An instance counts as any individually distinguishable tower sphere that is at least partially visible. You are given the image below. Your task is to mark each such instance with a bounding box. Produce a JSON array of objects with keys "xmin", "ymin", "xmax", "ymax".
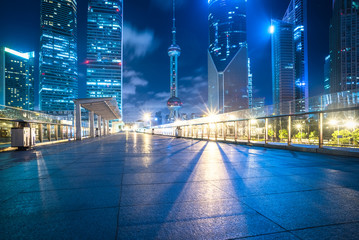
[{"xmin": 168, "ymin": 44, "xmax": 181, "ymax": 56}]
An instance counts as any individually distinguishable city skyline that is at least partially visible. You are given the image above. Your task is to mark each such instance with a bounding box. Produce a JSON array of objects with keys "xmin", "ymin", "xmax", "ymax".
[{"xmin": 0, "ymin": 0, "xmax": 332, "ymax": 121}]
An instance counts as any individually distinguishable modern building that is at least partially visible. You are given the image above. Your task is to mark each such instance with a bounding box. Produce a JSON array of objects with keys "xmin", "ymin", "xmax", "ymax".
[
  {"xmin": 208, "ymin": 0, "xmax": 249, "ymax": 114},
  {"xmin": 39, "ymin": 0, "xmax": 78, "ymax": 114},
  {"xmin": 86, "ymin": 0, "xmax": 123, "ymax": 115},
  {"xmin": 167, "ymin": 0, "xmax": 182, "ymax": 121},
  {"xmin": 329, "ymin": 0, "xmax": 359, "ymax": 93},
  {"xmin": 0, "ymin": 47, "xmax": 35, "ymax": 110},
  {"xmin": 283, "ymin": 0, "xmax": 309, "ymax": 112},
  {"xmin": 248, "ymin": 58, "xmax": 253, "ymax": 109},
  {"xmin": 252, "ymin": 97, "xmax": 265, "ymax": 109},
  {"xmin": 324, "ymin": 55, "xmax": 331, "ymax": 94},
  {"xmin": 271, "ymin": 19, "xmax": 295, "ymax": 115},
  {"xmin": 271, "ymin": 0, "xmax": 308, "ymax": 113}
]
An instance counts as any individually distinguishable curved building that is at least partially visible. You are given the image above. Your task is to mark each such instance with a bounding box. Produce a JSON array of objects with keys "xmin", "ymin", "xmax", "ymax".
[{"xmin": 208, "ymin": 0, "xmax": 249, "ymax": 113}]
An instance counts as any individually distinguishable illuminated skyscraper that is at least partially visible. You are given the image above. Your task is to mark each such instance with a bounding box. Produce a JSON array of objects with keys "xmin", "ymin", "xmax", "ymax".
[
  {"xmin": 0, "ymin": 47, "xmax": 35, "ymax": 110},
  {"xmin": 39, "ymin": 0, "xmax": 78, "ymax": 114},
  {"xmin": 324, "ymin": 55, "xmax": 331, "ymax": 94},
  {"xmin": 329, "ymin": 0, "xmax": 359, "ymax": 93},
  {"xmin": 283, "ymin": 0, "xmax": 308, "ymax": 112},
  {"xmin": 271, "ymin": 20, "xmax": 295, "ymax": 114},
  {"xmin": 271, "ymin": 0, "xmax": 308, "ymax": 113},
  {"xmin": 86, "ymin": 0, "xmax": 123, "ymax": 115},
  {"xmin": 167, "ymin": 0, "xmax": 182, "ymax": 121},
  {"xmin": 208, "ymin": 0, "xmax": 249, "ymax": 113}
]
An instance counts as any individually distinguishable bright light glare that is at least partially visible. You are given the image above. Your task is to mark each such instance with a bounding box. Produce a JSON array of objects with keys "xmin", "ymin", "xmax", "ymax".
[
  {"xmin": 143, "ymin": 113, "xmax": 151, "ymax": 121},
  {"xmin": 329, "ymin": 119, "xmax": 338, "ymax": 126},
  {"xmin": 345, "ymin": 120, "xmax": 357, "ymax": 129},
  {"xmin": 209, "ymin": 123, "xmax": 216, "ymax": 129},
  {"xmin": 296, "ymin": 124, "xmax": 302, "ymax": 129},
  {"xmin": 269, "ymin": 25, "xmax": 275, "ymax": 34},
  {"xmin": 251, "ymin": 119, "xmax": 257, "ymax": 124}
]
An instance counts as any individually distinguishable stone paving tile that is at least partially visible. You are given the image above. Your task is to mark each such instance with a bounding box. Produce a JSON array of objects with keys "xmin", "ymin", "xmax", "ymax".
[
  {"xmin": 117, "ymin": 214, "xmax": 285, "ymax": 240},
  {"xmin": 0, "ymin": 187, "xmax": 121, "ymax": 217},
  {"xmin": 1, "ymin": 133, "xmax": 359, "ymax": 239},
  {"xmin": 291, "ymin": 222, "xmax": 359, "ymax": 240},
  {"xmin": 120, "ymin": 182, "xmax": 234, "ymax": 206},
  {"xmin": 0, "ymin": 207, "xmax": 118, "ymax": 240},
  {"xmin": 241, "ymin": 188, "xmax": 359, "ymax": 230},
  {"xmin": 238, "ymin": 232, "xmax": 300, "ymax": 240},
  {"xmin": 118, "ymin": 199, "xmax": 255, "ymax": 226}
]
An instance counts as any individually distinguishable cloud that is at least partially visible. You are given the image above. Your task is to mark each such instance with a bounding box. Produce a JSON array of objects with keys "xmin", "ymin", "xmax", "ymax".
[
  {"xmin": 155, "ymin": 92, "xmax": 170, "ymax": 99},
  {"xmin": 123, "ymin": 70, "xmax": 148, "ymax": 99},
  {"xmin": 180, "ymin": 75, "xmax": 205, "ymax": 82},
  {"xmin": 123, "ymin": 70, "xmax": 208, "ymax": 122},
  {"xmin": 123, "ymin": 24, "xmax": 159, "ymax": 61}
]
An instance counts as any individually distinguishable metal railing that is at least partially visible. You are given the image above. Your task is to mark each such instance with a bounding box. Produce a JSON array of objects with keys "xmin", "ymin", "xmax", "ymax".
[{"xmin": 143, "ymin": 90, "xmax": 359, "ymax": 149}]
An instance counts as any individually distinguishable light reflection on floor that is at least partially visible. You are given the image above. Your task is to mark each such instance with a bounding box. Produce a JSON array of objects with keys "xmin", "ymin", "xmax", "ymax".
[{"xmin": 1, "ymin": 133, "xmax": 359, "ymax": 239}]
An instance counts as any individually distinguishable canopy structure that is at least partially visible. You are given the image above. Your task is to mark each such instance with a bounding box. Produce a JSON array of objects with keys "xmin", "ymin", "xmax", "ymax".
[{"xmin": 74, "ymin": 97, "xmax": 121, "ymax": 140}]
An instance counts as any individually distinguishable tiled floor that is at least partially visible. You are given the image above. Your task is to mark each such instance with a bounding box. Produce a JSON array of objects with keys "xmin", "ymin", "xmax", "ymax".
[{"xmin": 1, "ymin": 133, "xmax": 359, "ymax": 239}]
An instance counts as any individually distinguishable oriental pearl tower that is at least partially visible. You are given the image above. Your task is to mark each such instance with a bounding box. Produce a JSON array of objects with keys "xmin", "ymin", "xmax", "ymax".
[{"xmin": 167, "ymin": 0, "xmax": 182, "ymax": 122}]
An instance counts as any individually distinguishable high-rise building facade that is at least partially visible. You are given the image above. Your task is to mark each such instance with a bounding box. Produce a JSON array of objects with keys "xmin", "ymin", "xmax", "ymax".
[
  {"xmin": 329, "ymin": 0, "xmax": 359, "ymax": 93},
  {"xmin": 271, "ymin": 19, "xmax": 295, "ymax": 114},
  {"xmin": 86, "ymin": 0, "xmax": 123, "ymax": 115},
  {"xmin": 0, "ymin": 47, "xmax": 35, "ymax": 110},
  {"xmin": 208, "ymin": 0, "xmax": 249, "ymax": 113},
  {"xmin": 39, "ymin": 0, "xmax": 78, "ymax": 113},
  {"xmin": 248, "ymin": 58, "xmax": 253, "ymax": 109},
  {"xmin": 324, "ymin": 55, "xmax": 331, "ymax": 94},
  {"xmin": 271, "ymin": 0, "xmax": 308, "ymax": 113}
]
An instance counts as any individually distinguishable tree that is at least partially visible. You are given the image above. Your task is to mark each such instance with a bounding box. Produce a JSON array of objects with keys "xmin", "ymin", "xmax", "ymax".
[
  {"xmin": 352, "ymin": 129, "xmax": 359, "ymax": 146},
  {"xmin": 268, "ymin": 129, "xmax": 274, "ymax": 138},
  {"xmin": 309, "ymin": 131, "xmax": 318, "ymax": 141},
  {"xmin": 279, "ymin": 129, "xmax": 288, "ymax": 141},
  {"xmin": 295, "ymin": 132, "xmax": 307, "ymax": 141},
  {"xmin": 331, "ymin": 129, "xmax": 352, "ymax": 145}
]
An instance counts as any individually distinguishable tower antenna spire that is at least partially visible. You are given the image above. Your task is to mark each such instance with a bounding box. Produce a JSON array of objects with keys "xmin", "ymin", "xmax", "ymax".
[
  {"xmin": 167, "ymin": 0, "xmax": 182, "ymax": 122},
  {"xmin": 172, "ymin": 0, "xmax": 176, "ymax": 44}
]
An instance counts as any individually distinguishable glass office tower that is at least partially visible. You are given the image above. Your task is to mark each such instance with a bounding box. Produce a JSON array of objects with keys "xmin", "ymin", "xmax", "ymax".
[
  {"xmin": 0, "ymin": 47, "xmax": 35, "ymax": 110},
  {"xmin": 271, "ymin": 0, "xmax": 308, "ymax": 113},
  {"xmin": 282, "ymin": 0, "xmax": 308, "ymax": 112},
  {"xmin": 39, "ymin": 0, "xmax": 78, "ymax": 114},
  {"xmin": 324, "ymin": 55, "xmax": 331, "ymax": 94},
  {"xmin": 86, "ymin": 0, "xmax": 123, "ymax": 115},
  {"xmin": 271, "ymin": 20, "xmax": 295, "ymax": 115},
  {"xmin": 329, "ymin": 0, "xmax": 359, "ymax": 93},
  {"xmin": 208, "ymin": 0, "xmax": 249, "ymax": 113}
]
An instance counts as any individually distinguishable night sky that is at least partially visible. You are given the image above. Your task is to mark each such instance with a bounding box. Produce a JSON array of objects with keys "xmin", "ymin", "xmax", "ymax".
[{"xmin": 0, "ymin": 0, "xmax": 332, "ymax": 121}]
